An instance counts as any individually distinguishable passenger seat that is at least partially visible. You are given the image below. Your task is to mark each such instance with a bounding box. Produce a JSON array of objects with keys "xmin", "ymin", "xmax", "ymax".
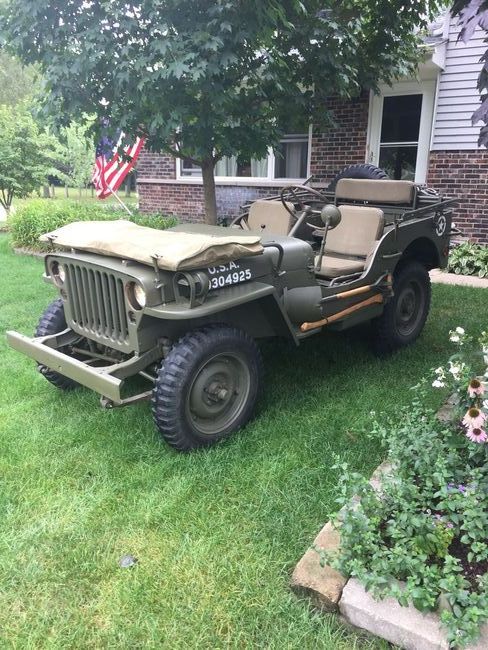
[{"xmin": 315, "ymin": 205, "xmax": 384, "ymax": 278}]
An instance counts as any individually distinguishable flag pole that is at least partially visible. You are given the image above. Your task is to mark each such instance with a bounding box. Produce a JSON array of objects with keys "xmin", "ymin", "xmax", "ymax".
[{"xmin": 107, "ymin": 186, "xmax": 134, "ymax": 217}]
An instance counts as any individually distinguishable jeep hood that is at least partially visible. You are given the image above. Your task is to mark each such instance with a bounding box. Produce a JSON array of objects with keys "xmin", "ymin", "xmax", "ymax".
[{"xmin": 40, "ymin": 220, "xmax": 263, "ymax": 271}]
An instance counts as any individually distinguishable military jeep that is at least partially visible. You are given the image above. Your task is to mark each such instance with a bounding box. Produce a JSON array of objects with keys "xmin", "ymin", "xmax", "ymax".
[{"xmin": 6, "ymin": 169, "xmax": 456, "ymax": 451}]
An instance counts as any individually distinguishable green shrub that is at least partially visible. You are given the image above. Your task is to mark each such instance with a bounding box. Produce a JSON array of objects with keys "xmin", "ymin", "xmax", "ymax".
[
  {"xmin": 322, "ymin": 330, "xmax": 488, "ymax": 647},
  {"xmin": 8, "ymin": 199, "xmax": 178, "ymax": 251},
  {"xmin": 448, "ymin": 242, "xmax": 488, "ymax": 278}
]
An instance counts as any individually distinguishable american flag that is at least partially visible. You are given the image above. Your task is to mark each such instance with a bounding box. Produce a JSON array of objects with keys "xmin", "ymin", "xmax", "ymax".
[{"xmin": 92, "ymin": 133, "xmax": 145, "ymax": 199}]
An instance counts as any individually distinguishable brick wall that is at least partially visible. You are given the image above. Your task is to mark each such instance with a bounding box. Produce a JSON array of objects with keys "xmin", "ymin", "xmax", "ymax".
[
  {"xmin": 137, "ymin": 152, "xmax": 175, "ymax": 179},
  {"xmin": 310, "ymin": 93, "xmax": 369, "ymax": 185},
  {"xmin": 138, "ymin": 182, "xmax": 281, "ymax": 223},
  {"xmin": 138, "ymin": 182, "xmax": 204, "ymax": 221},
  {"xmin": 427, "ymin": 151, "xmax": 488, "ymax": 243}
]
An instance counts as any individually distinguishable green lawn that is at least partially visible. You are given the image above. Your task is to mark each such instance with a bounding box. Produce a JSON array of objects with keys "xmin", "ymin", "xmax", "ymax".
[{"xmin": 1, "ymin": 232, "xmax": 486, "ymax": 649}]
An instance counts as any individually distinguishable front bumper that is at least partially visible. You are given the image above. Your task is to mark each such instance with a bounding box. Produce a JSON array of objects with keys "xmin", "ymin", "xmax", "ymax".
[{"xmin": 7, "ymin": 330, "xmax": 122, "ymax": 401}]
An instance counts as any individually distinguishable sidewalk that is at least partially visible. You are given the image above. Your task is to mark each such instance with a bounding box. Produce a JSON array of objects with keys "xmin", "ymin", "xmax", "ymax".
[{"xmin": 430, "ymin": 269, "xmax": 488, "ymax": 289}]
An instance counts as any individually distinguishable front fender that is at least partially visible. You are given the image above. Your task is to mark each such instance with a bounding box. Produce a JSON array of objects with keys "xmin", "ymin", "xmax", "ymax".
[{"xmin": 144, "ymin": 281, "xmax": 299, "ymax": 344}]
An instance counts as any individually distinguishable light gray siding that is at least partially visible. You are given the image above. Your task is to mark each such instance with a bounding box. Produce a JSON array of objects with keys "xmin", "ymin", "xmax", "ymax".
[{"xmin": 432, "ymin": 18, "xmax": 484, "ymax": 150}]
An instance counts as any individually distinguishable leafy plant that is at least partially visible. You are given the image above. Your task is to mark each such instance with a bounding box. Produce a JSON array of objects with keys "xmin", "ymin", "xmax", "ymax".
[
  {"xmin": 8, "ymin": 199, "xmax": 177, "ymax": 250},
  {"xmin": 0, "ymin": 104, "xmax": 53, "ymax": 213},
  {"xmin": 448, "ymin": 243, "xmax": 488, "ymax": 278},
  {"xmin": 322, "ymin": 331, "xmax": 488, "ymax": 647},
  {"xmin": 53, "ymin": 120, "xmax": 95, "ymax": 193}
]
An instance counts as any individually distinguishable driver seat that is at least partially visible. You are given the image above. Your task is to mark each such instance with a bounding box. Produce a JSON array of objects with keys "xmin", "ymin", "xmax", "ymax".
[
  {"xmin": 315, "ymin": 205, "xmax": 385, "ymax": 279},
  {"xmin": 247, "ymin": 200, "xmax": 294, "ymax": 236}
]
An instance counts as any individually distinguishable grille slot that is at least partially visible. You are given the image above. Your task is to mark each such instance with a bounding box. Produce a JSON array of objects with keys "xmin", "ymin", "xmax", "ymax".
[{"xmin": 65, "ymin": 262, "xmax": 129, "ymax": 344}]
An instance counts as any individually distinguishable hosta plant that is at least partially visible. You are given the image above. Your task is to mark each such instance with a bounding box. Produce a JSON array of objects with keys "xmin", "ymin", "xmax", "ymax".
[{"xmin": 448, "ymin": 242, "xmax": 488, "ymax": 279}]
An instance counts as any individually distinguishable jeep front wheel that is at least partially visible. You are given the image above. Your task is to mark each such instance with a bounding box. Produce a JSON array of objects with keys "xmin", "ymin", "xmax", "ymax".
[
  {"xmin": 35, "ymin": 298, "xmax": 79, "ymax": 390},
  {"xmin": 151, "ymin": 325, "xmax": 263, "ymax": 451},
  {"xmin": 373, "ymin": 260, "xmax": 431, "ymax": 355}
]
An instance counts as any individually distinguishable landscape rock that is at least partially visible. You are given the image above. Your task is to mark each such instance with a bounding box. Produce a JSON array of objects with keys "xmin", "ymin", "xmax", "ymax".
[
  {"xmin": 290, "ymin": 522, "xmax": 346, "ymax": 612},
  {"xmin": 339, "ymin": 578, "xmax": 449, "ymax": 650}
]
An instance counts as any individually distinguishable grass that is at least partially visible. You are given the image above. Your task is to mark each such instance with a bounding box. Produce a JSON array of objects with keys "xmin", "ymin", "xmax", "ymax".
[{"xmin": 1, "ymin": 231, "xmax": 487, "ymax": 649}]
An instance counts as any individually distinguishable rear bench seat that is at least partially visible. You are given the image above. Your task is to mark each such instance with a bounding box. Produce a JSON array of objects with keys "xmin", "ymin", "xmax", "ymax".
[{"xmin": 315, "ymin": 178, "xmax": 415, "ymax": 279}]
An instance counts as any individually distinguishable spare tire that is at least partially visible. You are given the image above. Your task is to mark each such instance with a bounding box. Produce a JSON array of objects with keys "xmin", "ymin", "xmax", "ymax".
[{"xmin": 326, "ymin": 163, "xmax": 389, "ymax": 192}]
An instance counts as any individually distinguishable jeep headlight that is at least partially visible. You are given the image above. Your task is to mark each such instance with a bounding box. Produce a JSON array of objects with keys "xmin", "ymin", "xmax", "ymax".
[
  {"xmin": 126, "ymin": 281, "xmax": 146, "ymax": 310},
  {"xmin": 50, "ymin": 261, "xmax": 66, "ymax": 286}
]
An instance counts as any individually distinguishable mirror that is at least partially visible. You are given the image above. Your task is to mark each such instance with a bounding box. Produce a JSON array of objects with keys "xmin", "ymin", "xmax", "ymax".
[{"xmin": 320, "ymin": 204, "xmax": 341, "ymax": 229}]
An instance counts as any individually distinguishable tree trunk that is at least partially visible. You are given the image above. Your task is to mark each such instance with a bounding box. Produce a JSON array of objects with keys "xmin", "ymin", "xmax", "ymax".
[
  {"xmin": 42, "ymin": 185, "xmax": 50, "ymax": 198},
  {"xmin": 50, "ymin": 184, "xmax": 55, "ymax": 198},
  {"xmin": 65, "ymin": 184, "xmax": 69, "ymax": 198},
  {"xmin": 201, "ymin": 159, "xmax": 218, "ymax": 225},
  {"xmin": 125, "ymin": 179, "xmax": 131, "ymax": 197}
]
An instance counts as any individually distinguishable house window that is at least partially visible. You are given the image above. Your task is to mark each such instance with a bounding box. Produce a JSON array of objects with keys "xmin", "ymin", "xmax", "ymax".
[
  {"xmin": 367, "ymin": 80, "xmax": 436, "ymax": 184},
  {"xmin": 378, "ymin": 94, "xmax": 423, "ymax": 181},
  {"xmin": 178, "ymin": 132, "xmax": 309, "ymax": 181},
  {"xmin": 274, "ymin": 134, "xmax": 309, "ymax": 179}
]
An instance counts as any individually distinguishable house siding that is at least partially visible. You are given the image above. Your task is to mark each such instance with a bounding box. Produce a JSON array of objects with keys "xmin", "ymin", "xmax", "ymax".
[{"xmin": 432, "ymin": 18, "xmax": 485, "ymax": 150}]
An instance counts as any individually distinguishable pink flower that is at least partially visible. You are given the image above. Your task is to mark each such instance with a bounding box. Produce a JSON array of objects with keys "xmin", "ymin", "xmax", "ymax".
[
  {"xmin": 468, "ymin": 378, "xmax": 485, "ymax": 398},
  {"xmin": 466, "ymin": 427, "xmax": 488, "ymax": 444},
  {"xmin": 463, "ymin": 408, "xmax": 487, "ymax": 430}
]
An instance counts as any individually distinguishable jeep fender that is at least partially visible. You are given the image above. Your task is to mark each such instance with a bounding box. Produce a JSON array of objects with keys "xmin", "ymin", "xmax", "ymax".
[{"xmin": 144, "ymin": 281, "xmax": 299, "ymax": 344}]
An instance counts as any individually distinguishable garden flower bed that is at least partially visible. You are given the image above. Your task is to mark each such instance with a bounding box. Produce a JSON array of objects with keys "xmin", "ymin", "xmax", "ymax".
[{"xmin": 293, "ymin": 329, "xmax": 488, "ymax": 649}]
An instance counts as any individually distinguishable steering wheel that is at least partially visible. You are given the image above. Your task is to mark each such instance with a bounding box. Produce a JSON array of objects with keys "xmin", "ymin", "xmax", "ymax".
[{"xmin": 280, "ymin": 184, "xmax": 327, "ymax": 220}]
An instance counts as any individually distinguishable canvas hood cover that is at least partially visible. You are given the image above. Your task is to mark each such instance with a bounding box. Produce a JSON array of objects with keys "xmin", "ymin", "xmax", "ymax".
[{"xmin": 40, "ymin": 220, "xmax": 263, "ymax": 271}]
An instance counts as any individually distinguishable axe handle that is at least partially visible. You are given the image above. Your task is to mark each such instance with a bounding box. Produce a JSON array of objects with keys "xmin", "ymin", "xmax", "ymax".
[{"xmin": 300, "ymin": 293, "xmax": 384, "ymax": 332}]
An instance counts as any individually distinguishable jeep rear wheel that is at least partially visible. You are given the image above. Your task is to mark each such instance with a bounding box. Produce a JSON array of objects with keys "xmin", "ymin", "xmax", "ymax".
[
  {"xmin": 373, "ymin": 261, "xmax": 431, "ymax": 355},
  {"xmin": 152, "ymin": 325, "xmax": 263, "ymax": 451},
  {"xmin": 35, "ymin": 298, "xmax": 79, "ymax": 390}
]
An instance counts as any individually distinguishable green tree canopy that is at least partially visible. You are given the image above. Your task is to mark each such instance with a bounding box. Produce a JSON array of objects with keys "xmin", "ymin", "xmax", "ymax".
[
  {"xmin": 0, "ymin": 49, "xmax": 39, "ymax": 107},
  {"xmin": 53, "ymin": 120, "xmax": 95, "ymax": 191},
  {"xmin": 0, "ymin": 104, "xmax": 52, "ymax": 212},
  {"xmin": 1, "ymin": 0, "xmax": 443, "ymax": 223}
]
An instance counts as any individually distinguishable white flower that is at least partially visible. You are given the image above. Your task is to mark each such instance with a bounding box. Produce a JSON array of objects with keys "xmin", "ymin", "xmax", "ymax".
[
  {"xmin": 448, "ymin": 361, "xmax": 465, "ymax": 381},
  {"xmin": 432, "ymin": 379, "xmax": 445, "ymax": 388},
  {"xmin": 456, "ymin": 327, "xmax": 465, "ymax": 335},
  {"xmin": 450, "ymin": 333, "xmax": 460, "ymax": 343}
]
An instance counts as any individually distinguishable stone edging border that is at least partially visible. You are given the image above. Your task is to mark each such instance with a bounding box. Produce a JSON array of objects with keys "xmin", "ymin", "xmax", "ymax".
[
  {"xmin": 291, "ymin": 398, "xmax": 487, "ymax": 650},
  {"xmin": 13, "ymin": 247, "xmax": 46, "ymax": 258}
]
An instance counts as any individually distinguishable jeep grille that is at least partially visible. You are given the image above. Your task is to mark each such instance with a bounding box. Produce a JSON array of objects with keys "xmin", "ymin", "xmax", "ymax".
[{"xmin": 64, "ymin": 262, "xmax": 129, "ymax": 344}]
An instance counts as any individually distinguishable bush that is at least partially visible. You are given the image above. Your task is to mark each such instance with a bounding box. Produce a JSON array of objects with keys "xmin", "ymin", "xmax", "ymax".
[
  {"xmin": 8, "ymin": 199, "xmax": 178, "ymax": 251},
  {"xmin": 323, "ymin": 330, "xmax": 488, "ymax": 647},
  {"xmin": 448, "ymin": 242, "xmax": 488, "ymax": 278}
]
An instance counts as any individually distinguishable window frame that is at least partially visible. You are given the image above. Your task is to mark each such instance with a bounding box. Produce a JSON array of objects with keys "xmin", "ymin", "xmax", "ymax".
[
  {"xmin": 176, "ymin": 128, "xmax": 312, "ymax": 185},
  {"xmin": 366, "ymin": 79, "xmax": 437, "ymax": 184}
]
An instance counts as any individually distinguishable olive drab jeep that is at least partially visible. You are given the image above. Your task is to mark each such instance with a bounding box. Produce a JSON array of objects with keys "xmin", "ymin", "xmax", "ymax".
[{"xmin": 6, "ymin": 165, "xmax": 457, "ymax": 451}]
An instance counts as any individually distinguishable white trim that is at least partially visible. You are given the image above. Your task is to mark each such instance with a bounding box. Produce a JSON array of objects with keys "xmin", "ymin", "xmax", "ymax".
[
  {"xmin": 367, "ymin": 79, "xmax": 437, "ymax": 183},
  {"xmin": 138, "ymin": 177, "xmax": 307, "ymax": 187},
  {"xmin": 306, "ymin": 123, "xmax": 313, "ymax": 177}
]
